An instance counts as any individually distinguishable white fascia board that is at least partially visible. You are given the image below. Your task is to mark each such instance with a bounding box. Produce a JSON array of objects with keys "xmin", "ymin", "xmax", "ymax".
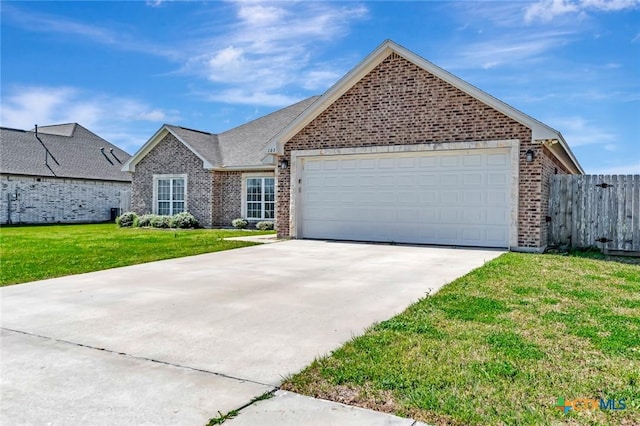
[
  {"xmin": 121, "ymin": 126, "xmax": 170, "ymax": 172},
  {"xmin": 122, "ymin": 125, "xmax": 214, "ymax": 172},
  {"xmin": 556, "ymin": 132, "xmax": 584, "ymax": 174},
  {"xmin": 210, "ymin": 165, "xmax": 275, "ymax": 172}
]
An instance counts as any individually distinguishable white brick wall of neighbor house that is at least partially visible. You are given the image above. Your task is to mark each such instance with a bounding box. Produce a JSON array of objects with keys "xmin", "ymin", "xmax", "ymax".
[{"xmin": 1, "ymin": 175, "xmax": 130, "ymax": 224}]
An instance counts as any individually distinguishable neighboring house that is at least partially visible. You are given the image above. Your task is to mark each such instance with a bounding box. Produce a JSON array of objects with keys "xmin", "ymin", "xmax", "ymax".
[
  {"xmin": 124, "ymin": 40, "xmax": 583, "ymax": 252},
  {"xmin": 1, "ymin": 123, "xmax": 132, "ymax": 224}
]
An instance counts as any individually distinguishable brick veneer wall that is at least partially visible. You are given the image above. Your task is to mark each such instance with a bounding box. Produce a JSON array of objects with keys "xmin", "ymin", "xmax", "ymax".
[
  {"xmin": 212, "ymin": 171, "xmax": 242, "ymax": 226},
  {"xmin": 131, "ymin": 133, "xmax": 213, "ymax": 228},
  {"xmin": 1, "ymin": 174, "xmax": 130, "ymax": 224},
  {"xmin": 278, "ymin": 52, "xmax": 545, "ymax": 248},
  {"xmin": 540, "ymin": 145, "xmax": 571, "ymax": 247}
]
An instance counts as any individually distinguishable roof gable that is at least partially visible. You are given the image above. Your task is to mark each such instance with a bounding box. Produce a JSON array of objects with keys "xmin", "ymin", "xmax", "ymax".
[
  {"xmin": 121, "ymin": 125, "xmax": 217, "ymax": 172},
  {"xmin": 265, "ymin": 40, "xmax": 582, "ymax": 174}
]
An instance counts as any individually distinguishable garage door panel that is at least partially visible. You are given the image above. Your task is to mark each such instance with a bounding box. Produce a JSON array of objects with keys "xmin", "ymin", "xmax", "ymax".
[
  {"xmin": 441, "ymin": 174, "xmax": 459, "ymax": 185},
  {"xmin": 441, "ymin": 191, "xmax": 459, "ymax": 204},
  {"xmin": 464, "ymin": 191, "xmax": 483, "ymax": 204},
  {"xmin": 488, "ymin": 153, "xmax": 508, "ymax": 166},
  {"xmin": 487, "ymin": 173, "xmax": 508, "ymax": 185},
  {"xmin": 397, "ymin": 208, "xmax": 418, "ymax": 222},
  {"xmin": 463, "ymin": 173, "xmax": 483, "ymax": 185},
  {"xmin": 463, "ymin": 154, "xmax": 483, "ymax": 167},
  {"xmin": 440, "ymin": 156, "xmax": 459, "ymax": 167},
  {"xmin": 398, "ymin": 157, "xmax": 416, "ymax": 168},
  {"xmin": 300, "ymin": 149, "xmax": 511, "ymax": 248},
  {"xmin": 486, "ymin": 208, "xmax": 509, "ymax": 225}
]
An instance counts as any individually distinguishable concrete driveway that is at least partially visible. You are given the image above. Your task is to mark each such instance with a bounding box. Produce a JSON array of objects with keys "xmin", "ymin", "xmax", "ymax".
[{"xmin": 1, "ymin": 240, "xmax": 503, "ymax": 424}]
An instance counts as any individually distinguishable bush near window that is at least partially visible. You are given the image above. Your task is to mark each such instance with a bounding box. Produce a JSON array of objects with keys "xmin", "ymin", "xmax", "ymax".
[
  {"xmin": 151, "ymin": 215, "xmax": 172, "ymax": 229},
  {"xmin": 232, "ymin": 218, "xmax": 249, "ymax": 229},
  {"xmin": 116, "ymin": 212, "xmax": 138, "ymax": 227},
  {"xmin": 170, "ymin": 212, "xmax": 199, "ymax": 229},
  {"xmin": 137, "ymin": 214, "xmax": 155, "ymax": 228},
  {"xmin": 256, "ymin": 221, "xmax": 274, "ymax": 231},
  {"xmin": 120, "ymin": 212, "xmax": 199, "ymax": 229}
]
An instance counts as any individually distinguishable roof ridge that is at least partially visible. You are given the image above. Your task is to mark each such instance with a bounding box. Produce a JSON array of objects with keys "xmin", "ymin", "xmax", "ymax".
[{"xmin": 173, "ymin": 125, "xmax": 215, "ymax": 136}]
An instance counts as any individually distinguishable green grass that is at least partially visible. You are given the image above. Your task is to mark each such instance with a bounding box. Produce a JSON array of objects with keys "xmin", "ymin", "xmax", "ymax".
[
  {"xmin": 283, "ymin": 252, "xmax": 640, "ymax": 425},
  {"xmin": 0, "ymin": 223, "xmax": 273, "ymax": 286}
]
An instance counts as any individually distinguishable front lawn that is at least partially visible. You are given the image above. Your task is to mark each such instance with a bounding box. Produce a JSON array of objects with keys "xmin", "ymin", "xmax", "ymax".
[
  {"xmin": 0, "ymin": 223, "xmax": 273, "ymax": 286},
  {"xmin": 283, "ymin": 253, "xmax": 640, "ymax": 425}
]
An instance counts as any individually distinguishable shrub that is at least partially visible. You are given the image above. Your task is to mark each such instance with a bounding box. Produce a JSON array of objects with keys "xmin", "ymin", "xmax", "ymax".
[
  {"xmin": 151, "ymin": 215, "xmax": 172, "ymax": 229},
  {"xmin": 136, "ymin": 214, "xmax": 156, "ymax": 228},
  {"xmin": 255, "ymin": 221, "xmax": 274, "ymax": 231},
  {"xmin": 232, "ymin": 218, "xmax": 248, "ymax": 229},
  {"xmin": 171, "ymin": 212, "xmax": 198, "ymax": 229},
  {"xmin": 116, "ymin": 211, "xmax": 137, "ymax": 227}
]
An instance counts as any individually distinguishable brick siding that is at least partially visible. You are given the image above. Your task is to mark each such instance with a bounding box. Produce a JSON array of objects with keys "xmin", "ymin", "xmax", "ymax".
[
  {"xmin": 1, "ymin": 174, "xmax": 130, "ymax": 224},
  {"xmin": 212, "ymin": 171, "xmax": 242, "ymax": 226},
  {"xmin": 278, "ymin": 52, "xmax": 544, "ymax": 248},
  {"xmin": 131, "ymin": 133, "xmax": 213, "ymax": 228}
]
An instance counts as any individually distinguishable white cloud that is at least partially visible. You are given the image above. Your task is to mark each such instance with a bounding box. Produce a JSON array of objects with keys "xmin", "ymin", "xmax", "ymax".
[
  {"xmin": 444, "ymin": 31, "xmax": 573, "ymax": 70},
  {"xmin": 206, "ymin": 89, "xmax": 302, "ymax": 107},
  {"xmin": 183, "ymin": 1, "xmax": 368, "ymax": 106},
  {"xmin": 589, "ymin": 161, "xmax": 640, "ymax": 174},
  {"xmin": 525, "ymin": 0, "xmax": 579, "ymax": 23},
  {"xmin": 552, "ymin": 116, "xmax": 617, "ymax": 146},
  {"xmin": 0, "ymin": 86, "xmax": 179, "ymax": 153},
  {"xmin": 2, "ymin": 4, "xmax": 177, "ymax": 59},
  {"xmin": 525, "ymin": 0, "xmax": 640, "ymax": 23}
]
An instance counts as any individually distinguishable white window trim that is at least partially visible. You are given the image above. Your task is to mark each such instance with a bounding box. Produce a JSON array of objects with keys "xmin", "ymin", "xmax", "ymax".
[
  {"xmin": 241, "ymin": 172, "xmax": 275, "ymax": 221},
  {"xmin": 152, "ymin": 174, "xmax": 188, "ymax": 215}
]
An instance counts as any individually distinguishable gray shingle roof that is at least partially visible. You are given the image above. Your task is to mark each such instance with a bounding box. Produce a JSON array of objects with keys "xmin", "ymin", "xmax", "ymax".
[
  {"xmin": 163, "ymin": 125, "xmax": 222, "ymax": 166},
  {"xmin": 216, "ymin": 96, "xmax": 319, "ymax": 167},
  {"xmin": 133, "ymin": 96, "xmax": 318, "ymax": 171},
  {"xmin": 1, "ymin": 123, "xmax": 132, "ymax": 182}
]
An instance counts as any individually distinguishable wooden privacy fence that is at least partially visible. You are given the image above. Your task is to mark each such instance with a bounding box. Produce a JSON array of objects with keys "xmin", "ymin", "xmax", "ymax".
[{"xmin": 549, "ymin": 175, "xmax": 640, "ymax": 253}]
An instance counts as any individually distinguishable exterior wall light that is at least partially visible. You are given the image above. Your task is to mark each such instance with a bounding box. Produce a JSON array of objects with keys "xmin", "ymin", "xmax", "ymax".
[
  {"xmin": 525, "ymin": 149, "xmax": 535, "ymax": 163},
  {"xmin": 279, "ymin": 158, "xmax": 289, "ymax": 170}
]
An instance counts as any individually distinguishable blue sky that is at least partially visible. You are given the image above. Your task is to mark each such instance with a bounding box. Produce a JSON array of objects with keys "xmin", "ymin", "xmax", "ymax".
[{"xmin": 1, "ymin": 0, "xmax": 638, "ymax": 174}]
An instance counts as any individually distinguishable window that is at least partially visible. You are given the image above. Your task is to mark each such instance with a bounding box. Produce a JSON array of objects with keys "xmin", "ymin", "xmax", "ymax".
[
  {"xmin": 245, "ymin": 177, "xmax": 274, "ymax": 220},
  {"xmin": 153, "ymin": 175, "xmax": 186, "ymax": 215}
]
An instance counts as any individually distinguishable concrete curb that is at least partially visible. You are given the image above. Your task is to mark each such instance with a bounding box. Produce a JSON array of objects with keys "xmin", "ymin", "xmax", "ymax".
[{"xmin": 225, "ymin": 390, "xmax": 430, "ymax": 426}]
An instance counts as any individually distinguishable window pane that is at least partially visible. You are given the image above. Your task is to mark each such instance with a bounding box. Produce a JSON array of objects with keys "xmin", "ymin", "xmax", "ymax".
[
  {"xmin": 264, "ymin": 178, "xmax": 275, "ymax": 202},
  {"xmin": 173, "ymin": 179, "xmax": 185, "ymax": 201},
  {"xmin": 157, "ymin": 179, "xmax": 170, "ymax": 201},
  {"xmin": 247, "ymin": 203, "xmax": 261, "ymax": 219},
  {"xmin": 158, "ymin": 201, "xmax": 170, "ymax": 216},
  {"xmin": 247, "ymin": 179, "xmax": 262, "ymax": 202},
  {"xmin": 173, "ymin": 201, "xmax": 185, "ymax": 214},
  {"xmin": 265, "ymin": 202, "xmax": 275, "ymax": 219}
]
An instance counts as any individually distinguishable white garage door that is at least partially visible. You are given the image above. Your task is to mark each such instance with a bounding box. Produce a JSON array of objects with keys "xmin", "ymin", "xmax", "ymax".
[{"xmin": 299, "ymin": 149, "xmax": 511, "ymax": 248}]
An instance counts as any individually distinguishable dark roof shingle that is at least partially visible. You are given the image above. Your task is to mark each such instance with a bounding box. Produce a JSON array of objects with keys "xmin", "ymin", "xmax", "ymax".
[{"xmin": 0, "ymin": 123, "xmax": 132, "ymax": 182}]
